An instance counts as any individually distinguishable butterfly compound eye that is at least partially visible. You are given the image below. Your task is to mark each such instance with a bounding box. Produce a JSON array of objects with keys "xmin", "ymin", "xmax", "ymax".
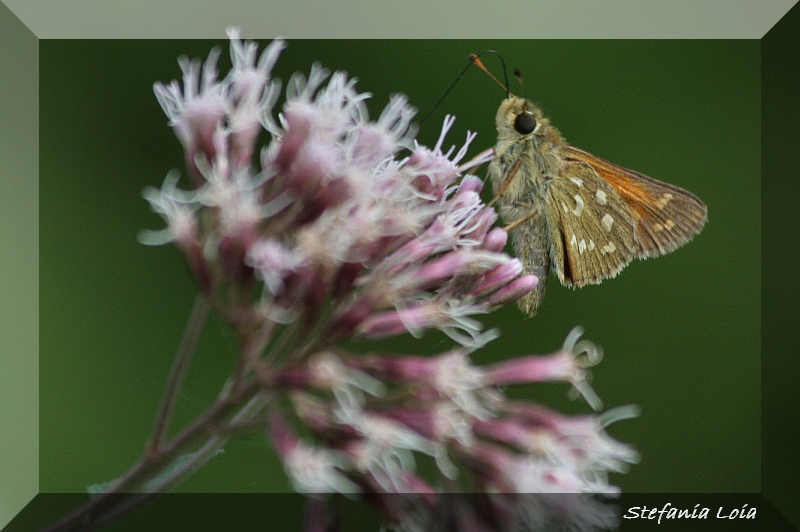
[{"xmin": 514, "ymin": 112, "xmax": 537, "ymax": 135}]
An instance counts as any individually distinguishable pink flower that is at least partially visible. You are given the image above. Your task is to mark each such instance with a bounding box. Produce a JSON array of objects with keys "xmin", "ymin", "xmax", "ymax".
[{"xmin": 141, "ymin": 31, "xmax": 639, "ymax": 532}]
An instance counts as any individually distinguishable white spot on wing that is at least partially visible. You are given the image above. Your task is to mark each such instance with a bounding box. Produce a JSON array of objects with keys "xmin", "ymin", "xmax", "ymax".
[
  {"xmin": 572, "ymin": 195, "xmax": 585, "ymax": 217},
  {"xmin": 595, "ymin": 189, "xmax": 607, "ymax": 205},
  {"xmin": 601, "ymin": 213, "xmax": 614, "ymax": 232},
  {"xmin": 570, "ymin": 177, "xmax": 584, "ymax": 187},
  {"xmin": 601, "ymin": 242, "xmax": 617, "ymax": 254},
  {"xmin": 656, "ymin": 193, "xmax": 674, "ymax": 209}
]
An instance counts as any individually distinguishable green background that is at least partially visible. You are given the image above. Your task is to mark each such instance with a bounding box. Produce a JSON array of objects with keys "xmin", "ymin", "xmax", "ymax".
[
  {"xmin": 39, "ymin": 37, "xmax": 759, "ymax": 506},
  {"xmin": 40, "ymin": 38, "xmax": 759, "ymax": 493}
]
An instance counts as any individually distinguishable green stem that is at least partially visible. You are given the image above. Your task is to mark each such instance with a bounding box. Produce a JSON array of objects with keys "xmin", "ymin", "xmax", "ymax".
[
  {"xmin": 148, "ymin": 294, "xmax": 210, "ymax": 452},
  {"xmin": 40, "ymin": 380, "xmax": 263, "ymax": 532}
]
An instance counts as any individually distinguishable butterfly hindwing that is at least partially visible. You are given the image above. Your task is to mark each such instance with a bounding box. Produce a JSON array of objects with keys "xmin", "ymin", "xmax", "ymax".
[{"xmin": 545, "ymin": 157, "xmax": 639, "ymax": 287}]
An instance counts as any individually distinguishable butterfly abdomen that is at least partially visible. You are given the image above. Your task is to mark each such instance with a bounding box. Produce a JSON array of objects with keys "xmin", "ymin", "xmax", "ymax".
[{"xmin": 510, "ymin": 212, "xmax": 550, "ymax": 315}]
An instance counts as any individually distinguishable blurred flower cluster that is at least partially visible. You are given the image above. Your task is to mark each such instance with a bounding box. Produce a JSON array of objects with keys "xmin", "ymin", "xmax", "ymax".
[{"xmin": 141, "ymin": 30, "xmax": 639, "ymax": 531}]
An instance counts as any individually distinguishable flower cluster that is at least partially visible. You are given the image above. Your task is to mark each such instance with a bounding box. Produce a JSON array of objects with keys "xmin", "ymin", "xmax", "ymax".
[{"xmin": 143, "ymin": 30, "xmax": 639, "ymax": 531}]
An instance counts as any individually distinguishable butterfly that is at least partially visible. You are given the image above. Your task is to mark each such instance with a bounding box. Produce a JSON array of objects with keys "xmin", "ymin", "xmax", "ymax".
[{"xmin": 483, "ymin": 65, "xmax": 707, "ymax": 315}]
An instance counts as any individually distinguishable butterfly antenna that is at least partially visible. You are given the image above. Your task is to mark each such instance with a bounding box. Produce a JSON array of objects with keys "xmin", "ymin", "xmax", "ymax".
[
  {"xmin": 514, "ymin": 67, "xmax": 530, "ymax": 110},
  {"xmin": 419, "ymin": 50, "xmax": 511, "ymax": 125},
  {"xmin": 469, "ymin": 50, "xmax": 511, "ymax": 98}
]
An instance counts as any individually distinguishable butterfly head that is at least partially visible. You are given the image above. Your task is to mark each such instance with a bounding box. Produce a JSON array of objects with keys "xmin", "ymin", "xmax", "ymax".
[{"xmin": 496, "ymin": 96, "xmax": 563, "ymax": 146}]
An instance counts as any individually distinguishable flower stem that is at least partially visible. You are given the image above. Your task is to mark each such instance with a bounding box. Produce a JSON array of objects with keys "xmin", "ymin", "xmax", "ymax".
[
  {"xmin": 40, "ymin": 379, "xmax": 263, "ymax": 532},
  {"xmin": 148, "ymin": 294, "xmax": 210, "ymax": 452}
]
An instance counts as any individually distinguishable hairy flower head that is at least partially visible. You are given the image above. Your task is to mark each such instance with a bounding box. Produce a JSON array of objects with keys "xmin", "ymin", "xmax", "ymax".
[{"xmin": 144, "ymin": 32, "xmax": 638, "ymax": 532}]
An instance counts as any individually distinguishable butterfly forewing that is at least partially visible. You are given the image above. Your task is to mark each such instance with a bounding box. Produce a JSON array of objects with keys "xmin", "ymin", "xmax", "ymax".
[{"xmin": 564, "ymin": 146, "xmax": 708, "ymax": 258}]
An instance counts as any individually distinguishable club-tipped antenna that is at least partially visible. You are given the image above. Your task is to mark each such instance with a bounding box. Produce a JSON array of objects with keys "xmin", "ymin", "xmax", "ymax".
[
  {"xmin": 419, "ymin": 50, "xmax": 511, "ymax": 125},
  {"xmin": 513, "ymin": 67, "xmax": 529, "ymax": 103},
  {"xmin": 469, "ymin": 50, "xmax": 511, "ymax": 97}
]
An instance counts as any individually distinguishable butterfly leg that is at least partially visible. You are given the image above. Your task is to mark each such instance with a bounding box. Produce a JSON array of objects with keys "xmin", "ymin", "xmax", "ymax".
[
  {"xmin": 503, "ymin": 201, "xmax": 538, "ymax": 233},
  {"xmin": 487, "ymin": 158, "xmax": 524, "ymax": 208}
]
